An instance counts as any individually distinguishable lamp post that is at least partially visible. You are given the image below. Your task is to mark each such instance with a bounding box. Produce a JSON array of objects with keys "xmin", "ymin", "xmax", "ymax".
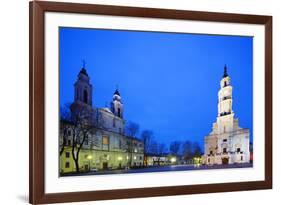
[
  {"xmin": 87, "ymin": 155, "xmax": 92, "ymax": 172},
  {"xmin": 117, "ymin": 156, "xmax": 122, "ymax": 169},
  {"xmin": 171, "ymin": 157, "xmax": 176, "ymax": 164}
]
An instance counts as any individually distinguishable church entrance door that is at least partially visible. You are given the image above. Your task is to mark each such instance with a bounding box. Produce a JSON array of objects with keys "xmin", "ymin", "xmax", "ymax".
[
  {"xmin": 222, "ymin": 157, "xmax": 229, "ymax": 164},
  {"xmin": 102, "ymin": 162, "xmax": 108, "ymax": 170}
]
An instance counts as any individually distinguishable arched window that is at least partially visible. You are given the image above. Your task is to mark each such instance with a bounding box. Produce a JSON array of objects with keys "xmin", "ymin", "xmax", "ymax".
[
  {"xmin": 83, "ymin": 89, "xmax": 88, "ymax": 104},
  {"xmin": 118, "ymin": 107, "xmax": 121, "ymax": 117}
]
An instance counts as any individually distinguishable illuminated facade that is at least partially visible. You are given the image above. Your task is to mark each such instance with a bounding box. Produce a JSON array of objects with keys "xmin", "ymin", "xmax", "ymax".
[
  {"xmin": 203, "ymin": 66, "xmax": 250, "ymax": 165},
  {"xmin": 59, "ymin": 66, "xmax": 144, "ymax": 174}
]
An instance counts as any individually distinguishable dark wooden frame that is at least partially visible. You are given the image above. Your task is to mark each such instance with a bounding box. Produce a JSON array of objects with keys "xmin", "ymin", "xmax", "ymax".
[{"xmin": 29, "ymin": 1, "xmax": 272, "ymax": 204}]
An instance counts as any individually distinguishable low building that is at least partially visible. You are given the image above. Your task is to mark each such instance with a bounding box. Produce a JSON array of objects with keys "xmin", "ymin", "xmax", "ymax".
[{"xmin": 145, "ymin": 154, "xmax": 178, "ymax": 166}]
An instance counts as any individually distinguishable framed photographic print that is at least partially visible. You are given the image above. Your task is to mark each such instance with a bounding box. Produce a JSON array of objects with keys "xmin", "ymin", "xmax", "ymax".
[{"xmin": 29, "ymin": 1, "xmax": 272, "ymax": 204}]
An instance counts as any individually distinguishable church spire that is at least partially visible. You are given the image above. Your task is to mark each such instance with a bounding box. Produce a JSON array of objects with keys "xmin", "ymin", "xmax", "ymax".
[
  {"xmin": 79, "ymin": 60, "xmax": 88, "ymax": 76},
  {"xmin": 82, "ymin": 59, "xmax": 86, "ymax": 68},
  {"xmin": 114, "ymin": 84, "xmax": 120, "ymax": 96},
  {"xmin": 74, "ymin": 62, "xmax": 92, "ymax": 106},
  {"xmin": 114, "ymin": 89, "xmax": 120, "ymax": 96},
  {"xmin": 218, "ymin": 65, "xmax": 233, "ymax": 117},
  {"xmin": 223, "ymin": 64, "xmax": 228, "ymax": 78},
  {"xmin": 111, "ymin": 87, "xmax": 123, "ymax": 118}
]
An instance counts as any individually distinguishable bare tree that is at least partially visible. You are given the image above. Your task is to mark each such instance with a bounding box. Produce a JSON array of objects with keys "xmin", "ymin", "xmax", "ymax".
[
  {"xmin": 148, "ymin": 140, "xmax": 159, "ymax": 165},
  {"xmin": 123, "ymin": 136, "xmax": 134, "ymax": 167},
  {"xmin": 192, "ymin": 142, "xmax": 202, "ymax": 157},
  {"xmin": 182, "ymin": 140, "xmax": 202, "ymax": 162},
  {"xmin": 158, "ymin": 143, "xmax": 167, "ymax": 155},
  {"xmin": 59, "ymin": 122, "xmax": 69, "ymax": 156},
  {"xmin": 140, "ymin": 130, "xmax": 153, "ymax": 166},
  {"xmin": 182, "ymin": 140, "xmax": 193, "ymax": 161},
  {"xmin": 69, "ymin": 106, "xmax": 95, "ymax": 173},
  {"xmin": 60, "ymin": 103, "xmax": 72, "ymax": 120},
  {"xmin": 124, "ymin": 121, "xmax": 140, "ymax": 167},
  {"xmin": 149, "ymin": 140, "xmax": 159, "ymax": 155},
  {"xmin": 169, "ymin": 141, "xmax": 181, "ymax": 156},
  {"xmin": 125, "ymin": 121, "xmax": 140, "ymax": 137},
  {"xmin": 156, "ymin": 143, "xmax": 167, "ymax": 166},
  {"xmin": 59, "ymin": 104, "xmax": 72, "ymax": 156},
  {"xmin": 140, "ymin": 130, "xmax": 153, "ymax": 154}
]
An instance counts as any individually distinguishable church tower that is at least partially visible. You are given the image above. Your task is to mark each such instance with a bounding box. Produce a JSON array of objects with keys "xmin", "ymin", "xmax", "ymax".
[
  {"xmin": 218, "ymin": 65, "xmax": 233, "ymax": 117},
  {"xmin": 203, "ymin": 65, "xmax": 250, "ymax": 165},
  {"xmin": 73, "ymin": 66, "xmax": 93, "ymax": 106},
  {"xmin": 110, "ymin": 89, "xmax": 124, "ymax": 118},
  {"xmin": 70, "ymin": 64, "xmax": 94, "ymax": 123},
  {"xmin": 216, "ymin": 65, "xmax": 235, "ymax": 134}
]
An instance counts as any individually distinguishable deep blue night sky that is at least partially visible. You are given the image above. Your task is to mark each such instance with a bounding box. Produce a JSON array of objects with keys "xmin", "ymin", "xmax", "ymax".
[{"xmin": 59, "ymin": 27, "xmax": 253, "ymax": 148}]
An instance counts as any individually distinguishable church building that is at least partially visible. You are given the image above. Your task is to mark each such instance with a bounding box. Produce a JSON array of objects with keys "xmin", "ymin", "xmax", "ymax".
[
  {"xmin": 59, "ymin": 65, "xmax": 144, "ymax": 174},
  {"xmin": 203, "ymin": 66, "xmax": 250, "ymax": 165}
]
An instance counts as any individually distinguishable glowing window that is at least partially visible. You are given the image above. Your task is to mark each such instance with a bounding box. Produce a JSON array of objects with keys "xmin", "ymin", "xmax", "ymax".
[{"xmin": 102, "ymin": 136, "xmax": 109, "ymax": 145}]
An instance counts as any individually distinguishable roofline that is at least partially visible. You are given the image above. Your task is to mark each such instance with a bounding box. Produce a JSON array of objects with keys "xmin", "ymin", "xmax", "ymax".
[{"xmin": 60, "ymin": 119, "xmax": 142, "ymax": 142}]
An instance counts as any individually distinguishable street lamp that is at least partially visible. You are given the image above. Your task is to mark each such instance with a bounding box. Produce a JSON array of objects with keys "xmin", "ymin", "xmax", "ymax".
[
  {"xmin": 87, "ymin": 155, "xmax": 92, "ymax": 172},
  {"xmin": 193, "ymin": 157, "xmax": 201, "ymax": 167},
  {"xmin": 117, "ymin": 156, "xmax": 123, "ymax": 169},
  {"xmin": 171, "ymin": 157, "xmax": 176, "ymax": 164}
]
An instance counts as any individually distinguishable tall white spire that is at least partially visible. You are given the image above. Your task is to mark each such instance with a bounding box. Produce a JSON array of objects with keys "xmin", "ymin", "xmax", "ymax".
[
  {"xmin": 110, "ymin": 88, "xmax": 124, "ymax": 118},
  {"xmin": 218, "ymin": 65, "xmax": 233, "ymax": 117}
]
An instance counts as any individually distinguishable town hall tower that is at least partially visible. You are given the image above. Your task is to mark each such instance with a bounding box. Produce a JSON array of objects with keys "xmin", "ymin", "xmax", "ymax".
[{"xmin": 203, "ymin": 65, "xmax": 250, "ymax": 165}]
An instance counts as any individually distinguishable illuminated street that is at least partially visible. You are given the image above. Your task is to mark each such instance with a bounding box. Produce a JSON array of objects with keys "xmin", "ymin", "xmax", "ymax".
[{"xmin": 62, "ymin": 163, "xmax": 253, "ymax": 177}]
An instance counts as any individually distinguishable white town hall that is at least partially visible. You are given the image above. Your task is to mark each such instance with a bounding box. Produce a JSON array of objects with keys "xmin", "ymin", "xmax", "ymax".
[{"xmin": 203, "ymin": 66, "xmax": 250, "ymax": 165}]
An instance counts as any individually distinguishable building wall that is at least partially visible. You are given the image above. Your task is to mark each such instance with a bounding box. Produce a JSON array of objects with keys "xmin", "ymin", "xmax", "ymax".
[
  {"xmin": 204, "ymin": 128, "xmax": 250, "ymax": 165},
  {"xmin": 60, "ymin": 147, "xmax": 144, "ymax": 173},
  {"xmin": 146, "ymin": 155, "xmax": 178, "ymax": 166},
  {"xmin": 60, "ymin": 124, "xmax": 144, "ymax": 174},
  {"xmin": 96, "ymin": 108, "xmax": 125, "ymax": 134},
  {"xmin": 60, "ymin": 66, "xmax": 143, "ymax": 174}
]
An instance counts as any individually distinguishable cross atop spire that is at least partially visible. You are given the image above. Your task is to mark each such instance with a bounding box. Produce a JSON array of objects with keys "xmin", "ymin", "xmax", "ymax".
[
  {"xmin": 82, "ymin": 59, "xmax": 86, "ymax": 68},
  {"xmin": 79, "ymin": 59, "xmax": 88, "ymax": 76},
  {"xmin": 223, "ymin": 64, "xmax": 228, "ymax": 78},
  {"xmin": 113, "ymin": 84, "xmax": 120, "ymax": 96}
]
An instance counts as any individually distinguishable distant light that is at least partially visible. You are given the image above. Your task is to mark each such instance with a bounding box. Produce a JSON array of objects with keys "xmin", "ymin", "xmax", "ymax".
[
  {"xmin": 134, "ymin": 156, "xmax": 137, "ymax": 160},
  {"xmin": 193, "ymin": 157, "xmax": 201, "ymax": 167},
  {"xmin": 171, "ymin": 157, "xmax": 176, "ymax": 163},
  {"xmin": 87, "ymin": 155, "xmax": 92, "ymax": 160},
  {"xmin": 134, "ymin": 148, "xmax": 137, "ymax": 153},
  {"xmin": 126, "ymin": 156, "xmax": 129, "ymax": 160},
  {"xmin": 118, "ymin": 156, "xmax": 122, "ymax": 161}
]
